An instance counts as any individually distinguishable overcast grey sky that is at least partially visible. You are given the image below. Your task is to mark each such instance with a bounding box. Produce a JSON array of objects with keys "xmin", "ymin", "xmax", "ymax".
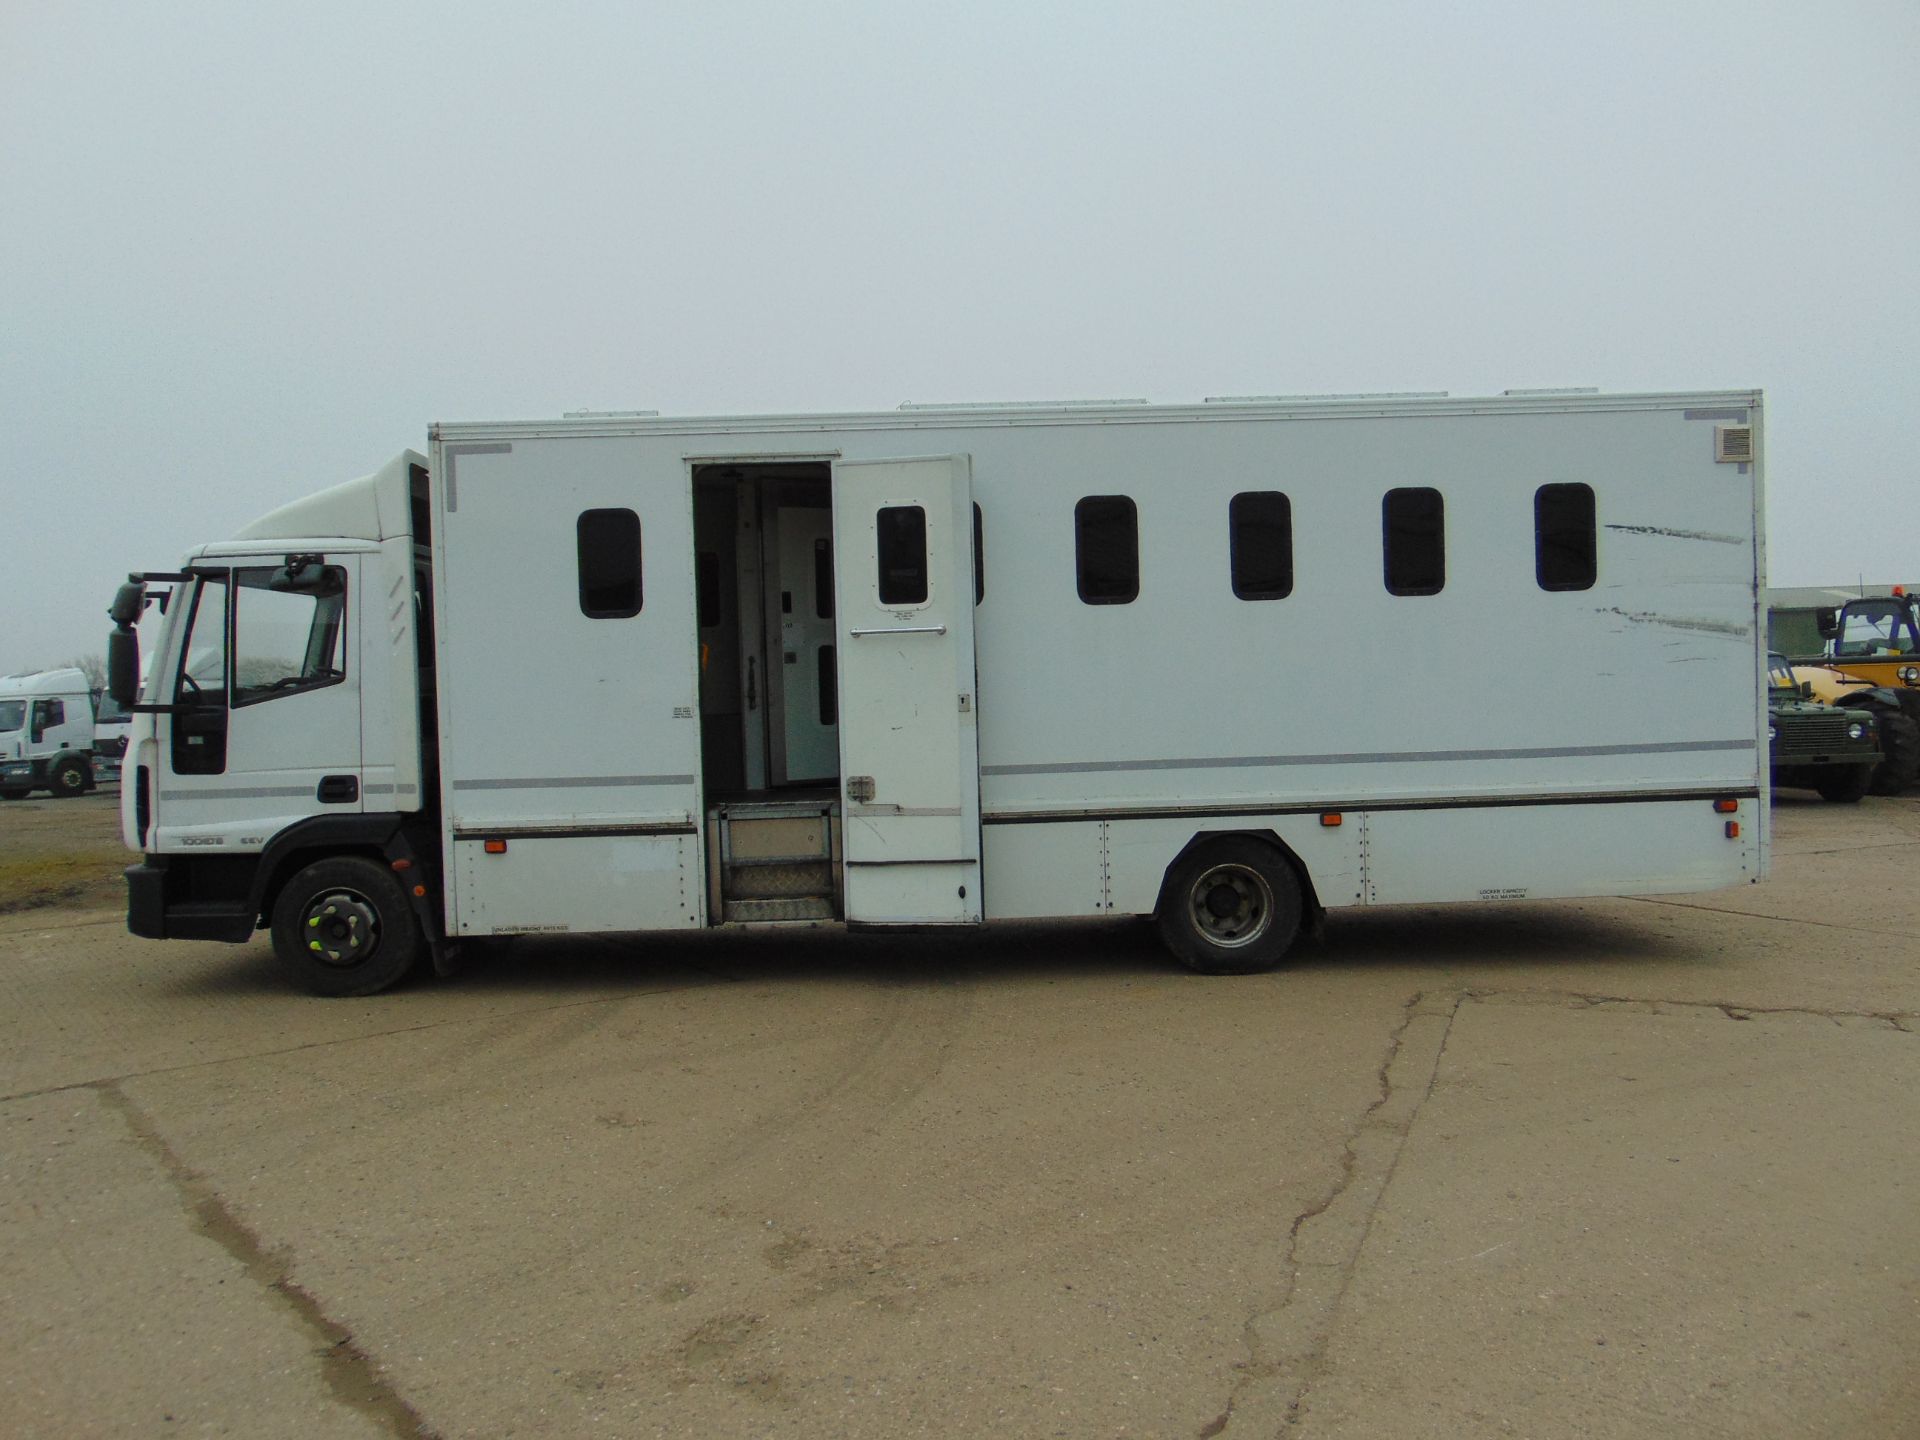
[{"xmin": 3, "ymin": 1, "xmax": 1916, "ymax": 674}]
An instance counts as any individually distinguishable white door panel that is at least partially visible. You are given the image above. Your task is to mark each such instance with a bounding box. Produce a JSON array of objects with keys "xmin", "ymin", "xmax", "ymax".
[{"xmin": 831, "ymin": 456, "xmax": 982, "ymax": 923}]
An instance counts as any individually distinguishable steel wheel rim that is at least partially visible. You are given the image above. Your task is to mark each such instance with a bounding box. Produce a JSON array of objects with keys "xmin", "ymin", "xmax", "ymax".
[
  {"xmin": 302, "ymin": 888, "xmax": 381, "ymax": 968},
  {"xmin": 1186, "ymin": 862, "xmax": 1273, "ymax": 948},
  {"xmin": 57, "ymin": 768, "xmax": 82, "ymax": 791}
]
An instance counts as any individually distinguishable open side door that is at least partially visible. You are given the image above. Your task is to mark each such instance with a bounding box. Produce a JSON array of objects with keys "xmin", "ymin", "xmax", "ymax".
[{"xmin": 831, "ymin": 455, "xmax": 982, "ymax": 923}]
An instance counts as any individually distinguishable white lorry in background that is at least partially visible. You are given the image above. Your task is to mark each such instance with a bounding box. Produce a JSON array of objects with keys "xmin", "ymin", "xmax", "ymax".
[
  {"xmin": 0, "ymin": 667, "xmax": 103, "ymax": 799},
  {"xmin": 92, "ymin": 689, "xmax": 132, "ymax": 781},
  {"xmin": 105, "ymin": 389, "xmax": 1770, "ymax": 995}
]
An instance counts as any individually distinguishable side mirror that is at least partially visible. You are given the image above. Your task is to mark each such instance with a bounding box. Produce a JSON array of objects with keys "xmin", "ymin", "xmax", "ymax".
[
  {"xmin": 108, "ymin": 580, "xmax": 146, "ymax": 627},
  {"xmin": 1814, "ymin": 607, "xmax": 1839, "ymax": 640},
  {"xmin": 1799, "ymin": 680, "xmax": 1813, "ymax": 699},
  {"xmin": 107, "ymin": 627, "xmax": 140, "ymax": 708}
]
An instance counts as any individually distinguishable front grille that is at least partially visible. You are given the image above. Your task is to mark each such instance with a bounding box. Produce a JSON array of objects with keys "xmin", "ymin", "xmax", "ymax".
[{"xmin": 1773, "ymin": 712, "xmax": 1852, "ymax": 760}]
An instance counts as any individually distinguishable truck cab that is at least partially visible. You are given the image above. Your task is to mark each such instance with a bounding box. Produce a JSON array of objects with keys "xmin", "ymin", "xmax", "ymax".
[{"xmin": 0, "ymin": 667, "xmax": 100, "ymax": 799}]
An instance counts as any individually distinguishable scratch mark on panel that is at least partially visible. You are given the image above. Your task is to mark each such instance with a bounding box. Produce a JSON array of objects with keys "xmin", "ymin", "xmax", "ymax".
[
  {"xmin": 1603, "ymin": 524, "xmax": 1744, "ymax": 545},
  {"xmin": 1596, "ymin": 607, "xmax": 1749, "ymax": 637}
]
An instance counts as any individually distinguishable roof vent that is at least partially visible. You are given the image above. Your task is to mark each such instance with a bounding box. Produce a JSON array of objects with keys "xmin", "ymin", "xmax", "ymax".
[{"xmin": 1714, "ymin": 424, "xmax": 1754, "ymax": 463}]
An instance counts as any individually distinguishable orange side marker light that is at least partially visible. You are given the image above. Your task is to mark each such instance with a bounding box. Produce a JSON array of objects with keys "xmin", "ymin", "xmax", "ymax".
[
  {"xmin": 1320, "ymin": 812, "xmax": 1343, "ymax": 827},
  {"xmin": 1713, "ymin": 798, "xmax": 1739, "ymax": 814},
  {"xmin": 484, "ymin": 839, "xmax": 508, "ymax": 855},
  {"xmin": 1725, "ymin": 821, "xmax": 1741, "ymax": 839}
]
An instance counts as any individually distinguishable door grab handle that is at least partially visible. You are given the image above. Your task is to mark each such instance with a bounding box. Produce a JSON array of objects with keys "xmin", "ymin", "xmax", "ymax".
[
  {"xmin": 746, "ymin": 656, "xmax": 757, "ymax": 709},
  {"xmin": 849, "ymin": 625, "xmax": 947, "ymax": 637}
]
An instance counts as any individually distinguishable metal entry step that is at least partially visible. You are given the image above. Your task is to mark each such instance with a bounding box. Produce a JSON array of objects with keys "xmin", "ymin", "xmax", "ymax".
[{"xmin": 707, "ymin": 797, "xmax": 841, "ymax": 923}]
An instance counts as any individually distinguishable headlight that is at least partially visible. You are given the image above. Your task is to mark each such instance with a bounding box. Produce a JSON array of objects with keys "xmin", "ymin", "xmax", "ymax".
[
  {"xmin": 1767, "ymin": 724, "xmax": 1777, "ymax": 739},
  {"xmin": 1900, "ymin": 665, "xmax": 1919, "ymax": 684},
  {"xmin": 1849, "ymin": 722, "xmax": 1866, "ymax": 740}
]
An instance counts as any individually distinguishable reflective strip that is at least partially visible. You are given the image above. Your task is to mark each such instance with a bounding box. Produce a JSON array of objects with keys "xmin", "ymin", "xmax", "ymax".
[
  {"xmin": 452, "ymin": 774, "xmax": 695, "ymax": 790},
  {"xmin": 981, "ymin": 738, "xmax": 1755, "ymax": 778}
]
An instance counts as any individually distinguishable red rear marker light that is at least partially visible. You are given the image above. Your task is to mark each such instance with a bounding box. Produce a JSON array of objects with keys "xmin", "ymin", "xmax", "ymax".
[
  {"xmin": 390, "ymin": 857, "xmax": 412, "ymax": 871},
  {"xmin": 1725, "ymin": 821, "xmax": 1741, "ymax": 839},
  {"xmin": 1320, "ymin": 812, "xmax": 1343, "ymax": 827},
  {"xmin": 1713, "ymin": 799, "xmax": 1739, "ymax": 814},
  {"xmin": 484, "ymin": 839, "xmax": 508, "ymax": 855}
]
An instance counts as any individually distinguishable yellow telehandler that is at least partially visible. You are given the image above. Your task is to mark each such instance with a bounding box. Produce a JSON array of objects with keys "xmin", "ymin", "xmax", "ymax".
[{"xmin": 1789, "ymin": 588, "xmax": 1920, "ymax": 793}]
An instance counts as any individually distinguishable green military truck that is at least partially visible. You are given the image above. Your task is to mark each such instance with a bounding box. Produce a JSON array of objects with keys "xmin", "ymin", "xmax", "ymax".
[{"xmin": 1768, "ymin": 653, "xmax": 1880, "ymax": 803}]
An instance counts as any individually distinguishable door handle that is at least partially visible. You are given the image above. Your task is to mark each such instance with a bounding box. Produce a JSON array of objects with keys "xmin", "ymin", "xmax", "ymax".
[
  {"xmin": 849, "ymin": 625, "xmax": 947, "ymax": 637},
  {"xmin": 317, "ymin": 775, "xmax": 359, "ymax": 804},
  {"xmin": 746, "ymin": 656, "xmax": 757, "ymax": 709}
]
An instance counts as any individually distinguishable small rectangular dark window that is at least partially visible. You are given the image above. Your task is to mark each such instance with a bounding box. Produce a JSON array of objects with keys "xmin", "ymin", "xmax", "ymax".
[
  {"xmin": 1535, "ymin": 483, "xmax": 1596, "ymax": 591},
  {"xmin": 1383, "ymin": 488, "xmax": 1445, "ymax": 596},
  {"xmin": 577, "ymin": 508, "xmax": 643, "ymax": 618},
  {"xmin": 1075, "ymin": 496, "xmax": 1138, "ymax": 604},
  {"xmin": 696, "ymin": 551, "xmax": 721, "ymax": 628},
  {"xmin": 813, "ymin": 538, "xmax": 834, "ymax": 619},
  {"xmin": 1229, "ymin": 491, "xmax": 1293, "ymax": 600},
  {"xmin": 817, "ymin": 644, "xmax": 837, "ymax": 726},
  {"xmin": 972, "ymin": 502, "xmax": 984, "ymax": 605},
  {"xmin": 876, "ymin": 506, "xmax": 928, "ymax": 605}
]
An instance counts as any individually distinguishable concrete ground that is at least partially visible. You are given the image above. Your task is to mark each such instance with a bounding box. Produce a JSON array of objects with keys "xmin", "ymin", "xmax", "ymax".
[{"xmin": 0, "ymin": 791, "xmax": 1915, "ymax": 1439}]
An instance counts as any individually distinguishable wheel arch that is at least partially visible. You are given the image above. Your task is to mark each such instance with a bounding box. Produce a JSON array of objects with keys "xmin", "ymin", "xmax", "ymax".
[
  {"xmin": 1151, "ymin": 827, "xmax": 1324, "ymax": 929},
  {"xmin": 248, "ymin": 813, "xmax": 436, "ymax": 934}
]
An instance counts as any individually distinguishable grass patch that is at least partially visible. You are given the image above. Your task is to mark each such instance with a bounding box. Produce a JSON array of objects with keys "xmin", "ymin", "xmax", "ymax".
[{"xmin": 0, "ymin": 851, "xmax": 127, "ymax": 915}]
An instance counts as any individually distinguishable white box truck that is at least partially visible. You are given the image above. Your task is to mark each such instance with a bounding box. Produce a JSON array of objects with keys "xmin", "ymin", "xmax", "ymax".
[
  {"xmin": 0, "ymin": 667, "xmax": 104, "ymax": 798},
  {"xmin": 107, "ymin": 390, "xmax": 1769, "ymax": 994}
]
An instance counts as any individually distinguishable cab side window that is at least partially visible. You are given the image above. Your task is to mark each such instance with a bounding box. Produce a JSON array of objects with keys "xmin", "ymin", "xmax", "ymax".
[{"xmin": 231, "ymin": 566, "xmax": 348, "ymax": 707}]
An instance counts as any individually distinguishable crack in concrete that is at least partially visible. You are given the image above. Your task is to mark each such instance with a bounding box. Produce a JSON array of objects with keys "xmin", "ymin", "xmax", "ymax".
[
  {"xmin": 1202, "ymin": 977, "xmax": 1914, "ymax": 1435},
  {"xmin": 92, "ymin": 1081, "xmax": 438, "ymax": 1438},
  {"xmin": 1206, "ymin": 989, "xmax": 1463, "ymax": 1436},
  {"xmin": 1471, "ymin": 987, "xmax": 1915, "ymax": 1033}
]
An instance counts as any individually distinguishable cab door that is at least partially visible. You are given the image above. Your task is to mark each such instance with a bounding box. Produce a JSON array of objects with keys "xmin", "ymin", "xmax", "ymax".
[
  {"xmin": 830, "ymin": 456, "xmax": 982, "ymax": 923},
  {"xmin": 153, "ymin": 558, "xmax": 362, "ymax": 850}
]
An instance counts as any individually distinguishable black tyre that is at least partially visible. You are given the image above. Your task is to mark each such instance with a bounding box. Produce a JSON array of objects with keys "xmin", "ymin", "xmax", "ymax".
[
  {"xmin": 0, "ymin": 788, "xmax": 28, "ymax": 801},
  {"xmin": 1867, "ymin": 710, "xmax": 1920, "ymax": 795},
  {"xmin": 49, "ymin": 758, "xmax": 89, "ymax": 798},
  {"xmin": 1814, "ymin": 763, "xmax": 1874, "ymax": 803},
  {"xmin": 268, "ymin": 856, "xmax": 421, "ymax": 997},
  {"xmin": 1155, "ymin": 836, "xmax": 1303, "ymax": 975}
]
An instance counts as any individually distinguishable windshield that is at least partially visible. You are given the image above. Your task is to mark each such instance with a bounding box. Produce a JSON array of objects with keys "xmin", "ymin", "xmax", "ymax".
[
  {"xmin": 95, "ymin": 691, "xmax": 130, "ymax": 723},
  {"xmin": 1766, "ymin": 653, "xmax": 1798, "ymax": 691},
  {"xmin": 1836, "ymin": 599, "xmax": 1919, "ymax": 657},
  {"xmin": 0, "ymin": 701, "xmax": 23, "ymax": 733}
]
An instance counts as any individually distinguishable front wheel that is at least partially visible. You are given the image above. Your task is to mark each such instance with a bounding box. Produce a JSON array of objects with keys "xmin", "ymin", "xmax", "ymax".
[
  {"xmin": 49, "ymin": 758, "xmax": 89, "ymax": 797},
  {"xmin": 269, "ymin": 856, "xmax": 421, "ymax": 997},
  {"xmin": 1815, "ymin": 764, "xmax": 1874, "ymax": 803},
  {"xmin": 1155, "ymin": 836, "xmax": 1304, "ymax": 975}
]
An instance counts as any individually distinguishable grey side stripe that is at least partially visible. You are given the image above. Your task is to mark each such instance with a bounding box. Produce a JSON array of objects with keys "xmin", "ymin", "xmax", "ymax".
[
  {"xmin": 160, "ymin": 786, "xmax": 313, "ymax": 801},
  {"xmin": 452, "ymin": 773, "xmax": 695, "ymax": 791},
  {"xmin": 981, "ymin": 739, "xmax": 1755, "ymax": 779},
  {"xmin": 441, "ymin": 442, "xmax": 511, "ymax": 513}
]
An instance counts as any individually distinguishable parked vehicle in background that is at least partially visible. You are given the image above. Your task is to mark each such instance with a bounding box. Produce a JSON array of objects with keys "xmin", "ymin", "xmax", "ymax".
[
  {"xmin": 107, "ymin": 388, "xmax": 1770, "ymax": 996},
  {"xmin": 1788, "ymin": 587, "xmax": 1920, "ymax": 793},
  {"xmin": 0, "ymin": 668, "xmax": 101, "ymax": 798},
  {"xmin": 92, "ymin": 689, "xmax": 131, "ymax": 781},
  {"xmin": 1766, "ymin": 653, "xmax": 1878, "ymax": 803}
]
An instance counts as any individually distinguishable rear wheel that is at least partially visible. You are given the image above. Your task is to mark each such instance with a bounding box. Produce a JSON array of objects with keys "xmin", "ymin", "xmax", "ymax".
[
  {"xmin": 49, "ymin": 758, "xmax": 88, "ymax": 797},
  {"xmin": 1866, "ymin": 710, "xmax": 1920, "ymax": 795},
  {"xmin": 1815, "ymin": 764, "xmax": 1874, "ymax": 803},
  {"xmin": 269, "ymin": 856, "xmax": 420, "ymax": 997},
  {"xmin": 1155, "ymin": 836, "xmax": 1303, "ymax": 975}
]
